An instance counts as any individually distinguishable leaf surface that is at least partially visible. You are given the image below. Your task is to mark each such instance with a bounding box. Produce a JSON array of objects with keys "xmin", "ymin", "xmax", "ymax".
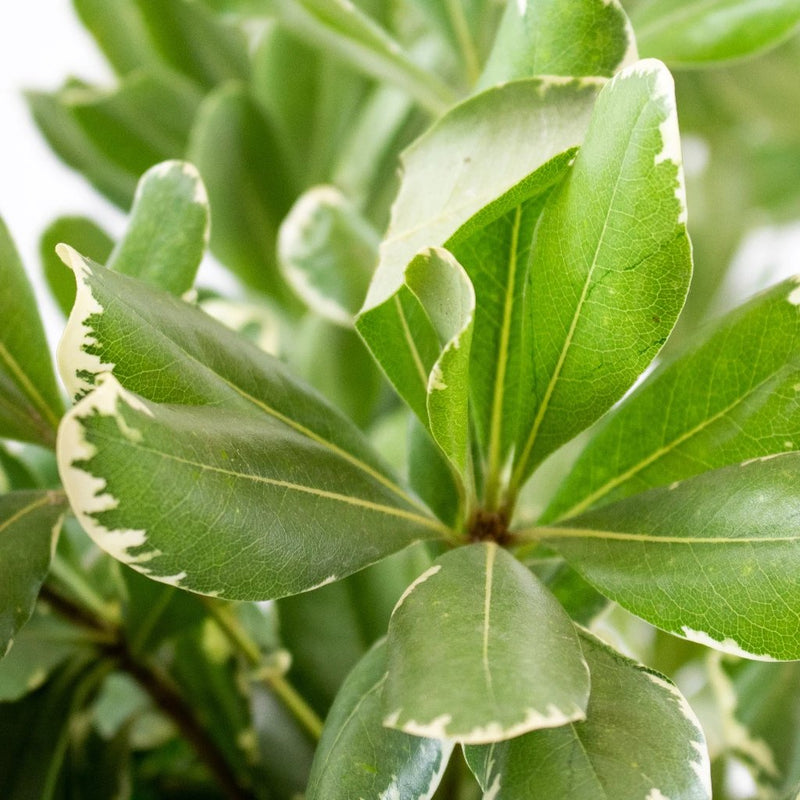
[
  {"xmin": 306, "ymin": 640, "xmax": 453, "ymax": 799},
  {"xmin": 547, "ymin": 276, "xmax": 800, "ymax": 521},
  {"xmin": 107, "ymin": 160, "xmax": 209, "ymax": 295},
  {"xmin": 57, "ymin": 374, "xmax": 445, "ymax": 599},
  {"xmin": 512, "ymin": 59, "xmax": 691, "ymax": 487},
  {"xmin": 0, "ymin": 492, "xmax": 67, "ymax": 659},
  {"xmin": 384, "ymin": 543, "xmax": 589, "ymax": 743},
  {"xmin": 632, "ymin": 0, "xmax": 800, "ymax": 66},
  {"xmin": 278, "ymin": 185, "xmax": 378, "ymax": 326},
  {"xmin": 479, "ymin": 0, "xmax": 636, "ymax": 87},
  {"xmin": 536, "ymin": 453, "xmax": 800, "ymax": 660},
  {"xmin": 0, "ymin": 219, "xmax": 63, "ymax": 446},
  {"xmin": 464, "ymin": 630, "xmax": 711, "ymax": 800}
]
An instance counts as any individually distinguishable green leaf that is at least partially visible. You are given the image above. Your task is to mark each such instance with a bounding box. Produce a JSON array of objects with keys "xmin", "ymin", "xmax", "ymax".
[
  {"xmin": 448, "ymin": 158, "xmax": 574, "ymax": 502},
  {"xmin": 188, "ymin": 85, "xmax": 298, "ymax": 301},
  {"xmin": 134, "ymin": 0, "xmax": 251, "ymax": 88},
  {"xmin": 25, "ymin": 85, "xmax": 139, "ymax": 209},
  {"xmin": 464, "ymin": 630, "xmax": 711, "ymax": 799},
  {"xmin": 478, "ymin": 0, "xmax": 636, "ymax": 88},
  {"xmin": 632, "ymin": 0, "xmax": 800, "ymax": 66},
  {"xmin": 73, "ymin": 0, "xmax": 164, "ymax": 75},
  {"xmin": 357, "ymin": 78, "xmax": 600, "ymax": 437},
  {"xmin": 277, "ymin": 185, "xmax": 379, "ymax": 326},
  {"xmin": 0, "ymin": 446, "xmax": 38, "ymax": 492},
  {"xmin": 64, "ymin": 70, "xmax": 202, "ymax": 182},
  {"xmin": 274, "ymin": 0, "xmax": 457, "ymax": 114},
  {"xmin": 0, "ymin": 491, "xmax": 66, "ymax": 659},
  {"xmin": 547, "ymin": 276, "xmax": 800, "ymax": 522},
  {"xmin": 57, "ymin": 373, "xmax": 446, "ymax": 600},
  {"xmin": 511, "ymin": 59, "xmax": 691, "ymax": 489},
  {"xmin": 0, "ymin": 218, "xmax": 64, "ymax": 447},
  {"xmin": 384, "ymin": 543, "xmax": 589, "ymax": 743},
  {"xmin": 40, "ymin": 216, "xmax": 114, "ymax": 316},
  {"xmin": 0, "ymin": 609, "xmax": 91, "ymax": 702},
  {"xmin": 306, "ymin": 639, "xmax": 453, "ymax": 800},
  {"xmin": 534, "ymin": 453, "xmax": 800, "ymax": 660},
  {"xmin": 55, "ymin": 249, "xmax": 406, "ymax": 510},
  {"xmin": 107, "ymin": 160, "xmax": 209, "ymax": 295}
]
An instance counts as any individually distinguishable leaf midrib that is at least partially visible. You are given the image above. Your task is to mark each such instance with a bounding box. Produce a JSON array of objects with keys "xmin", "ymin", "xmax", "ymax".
[
  {"xmin": 0, "ymin": 493, "xmax": 54, "ymax": 535},
  {"xmin": 0, "ymin": 341, "xmax": 60, "ymax": 433},
  {"xmin": 535, "ymin": 525, "xmax": 800, "ymax": 545},
  {"xmin": 88, "ymin": 428, "xmax": 450, "ymax": 536},
  {"xmin": 82, "ymin": 273, "xmax": 432, "ymax": 518}
]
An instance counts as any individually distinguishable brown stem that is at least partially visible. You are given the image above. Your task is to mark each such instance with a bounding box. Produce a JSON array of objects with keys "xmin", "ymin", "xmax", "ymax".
[{"xmin": 39, "ymin": 582, "xmax": 255, "ymax": 800}]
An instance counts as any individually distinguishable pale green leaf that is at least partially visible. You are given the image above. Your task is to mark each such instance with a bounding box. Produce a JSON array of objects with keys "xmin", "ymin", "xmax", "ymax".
[
  {"xmin": 464, "ymin": 630, "xmax": 711, "ymax": 800},
  {"xmin": 40, "ymin": 216, "xmax": 114, "ymax": 316},
  {"xmin": 273, "ymin": 0, "xmax": 457, "ymax": 113},
  {"xmin": 534, "ymin": 453, "xmax": 800, "ymax": 660},
  {"xmin": 0, "ymin": 218, "xmax": 63, "ymax": 447},
  {"xmin": 478, "ymin": 0, "xmax": 637, "ymax": 88},
  {"xmin": 511, "ymin": 59, "xmax": 691, "ymax": 489},
  {"xmin": 383, "ymin": 543, "xmax": 589, "ymax": 743},
  {"xmin": 546, "ymin": 276, "xmax": 800, "ymax": 522},
  {"xmin": 632, "ymin": 0, "xmax": 800, "ymax": 66},
  {"xmin": 307, "ymin": 640, "xmax": 453, "ymax": 800},
  {"xmin": 278, "ymin": 185, "xmax": 379, "ymax": 326},
  {"xmin": 57, "ymin": 373, "xmax": 446, "ymax": 599},
  {"xmin": 107, "ymin": 160, "xmax": 209, "ymax": 295},
  {"xmin": 73, "ymin": 0, "xmax": 164, "ymax": 75},
  {"xmin": 0, "ymin": 610, "xmax": 91, "ymax": 702},
  {"xmin": 357, "ymin": 78, "xmax": 600, "ymax": 436},
  {"xmin": 134, "ymin": 0, "xmax": 251, "ymax": 87},
  {"xmin": 0, "ymin": 492, "xmax": 67, "ymax": 659},
  {"xmin": 188, "ymin": 85, "xmax": 298, "ymax": 302}
]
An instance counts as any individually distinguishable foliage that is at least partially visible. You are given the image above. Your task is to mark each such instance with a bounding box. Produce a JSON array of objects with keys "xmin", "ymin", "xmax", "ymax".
[{"xmin": 2, "ymin": 0, "xmax": 800, "ymax": 797}]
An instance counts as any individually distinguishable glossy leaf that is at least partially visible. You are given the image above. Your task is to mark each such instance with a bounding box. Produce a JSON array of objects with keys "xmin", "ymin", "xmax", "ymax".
[
  {"xmin": 0, "ymin": 492, "xmax": 66, "ymax": 659},
  {"xmin": 357, "ymin": 78, "xmax": 600, "ymax": 430},
  {"xmin": 188, "ymin": 85, "xmax": 298, "ymax": 301},
  {"xmin": 384, "ymin": 543, "xmax": 589, "ymax": 743},
  {"xmin": 278, "ymin": 185, "xmax": 378, "ymax": 326},
  {"xmin": 0, "ymin": 218, "xmax": 63, "ymax": 447},
  {"xmin": 307, "ymin": 640, "xmax": 453, "ymax": 800},
  {"xmin": 547, "ymin": 276, "xmax": 800, "ymax": 522},
  {"xmin": 40, "ymin": 216, "xmax": 114, "ymax": 316},
  {"xmin": 107, "ymin": 160, "xmax": 209, "ymax": 295},
  {"xmin": 274, "ymin": 0, "xmax": 456, "ymax": 114},
  {"xmin": 479, "ymin": 0, "xmax": 636, "ymax": 88},
  {"xmin": 57, "ymin": 373, "xmax": 446, "ymax": 599},
  {"xmin": 632, "ymin": 0, "xmax": 800, "ymax": 66},
  {"xmin": 55, "ymin": 248, "xmax": 406, "ymax": 503},
  {"xmin": 536, "ymin": 453, "xmax": 800, "ymax": 660},
  {"xmin": 464, "ymin": 630, "xmax": 711, "ymax": 800},
  {"xmin": 511, "ymin": 59, "xmax": 691, "ymax": 487}
]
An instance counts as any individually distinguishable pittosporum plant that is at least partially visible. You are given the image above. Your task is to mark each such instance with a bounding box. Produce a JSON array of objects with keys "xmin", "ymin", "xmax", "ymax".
[{"xmin": 3, "ymin": 0, "xmax": 800, "ymax": 798}]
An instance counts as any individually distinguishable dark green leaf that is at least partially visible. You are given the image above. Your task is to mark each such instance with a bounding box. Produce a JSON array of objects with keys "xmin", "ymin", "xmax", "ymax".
[
  {"xmin": 40, "ymin": 216, "xmax": 114, "ymax": 316},
  {"xmin": 536, "ymin": 453, "xmax": 800, "ymax": 660},
  {"xmin": 384, "ymin": 543, "xmax": 589, "ymax": 742},
  {"xmin": 511, "ymin": 59, "xmax": 691, "ymax": 488},
  {"xmin": 547, "ymin": 276, "xmax": 800, "ymax": 522},
  {"xmin": 632, "ymin": 0, "xmax": 800, "ymax": 66},
  {"xmin": 464, "ymin": 630, "xmax": 711, "ymax": 799},
  {"xmin": 0, "ymin": 218, "xmax": 64, "ymax": 446},
  {"xmin": 0, "ymin": 491, "xmax": 67, "ymax": 658},
  {"xmin": 479, "ymin": 0, "xmax": 636, "ymax": 88},
  {"xmin": 307, "ymin": 640, "xmax": 453, "ymax": 800},
  {"xmin": 188, "ymin": 85, "xmax": 298, "ymax": 302},
  {"xmin": 57, "ymin": 373, "xmax": 446, "ymax": 599},
  {"xmin": 107, "ymin": 160, "xmax": 209, "ymax": 295}
]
